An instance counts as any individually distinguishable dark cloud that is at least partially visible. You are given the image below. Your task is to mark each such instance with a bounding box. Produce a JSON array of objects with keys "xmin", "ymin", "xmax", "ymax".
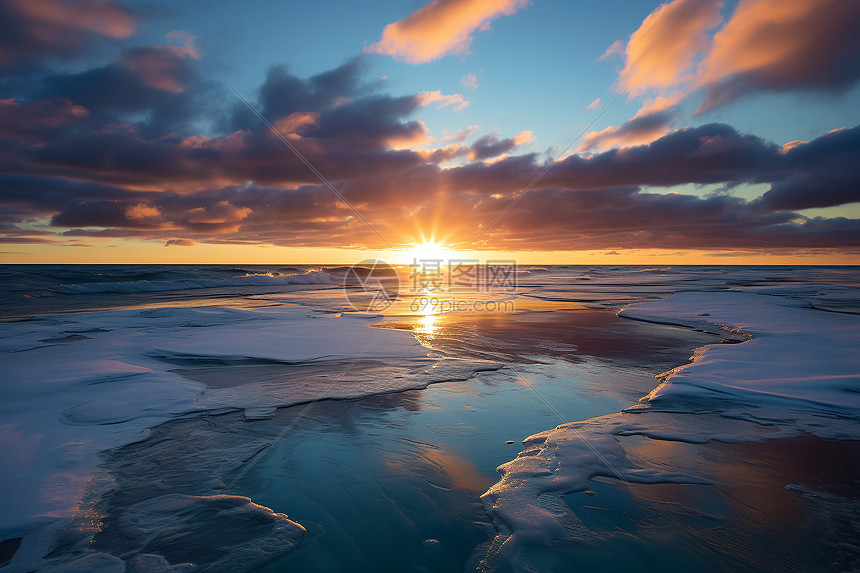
[
  {"xmin": 759, "ymin": 173, "xmax": 860, "ymax": 211},
  {"xmin": 164, "ymin": 238, "xmax": 194, "ymax": 246},
  {"xmin": 30, "ymin": 45, "xmax": 208, "ymax": 137},
  {"xmin": 453, "ymin": 185, "xmax": 860, "ymax": 252},
  {"xmin": 758, "ymin": 126, "xmax": 860, "ymax": 210},
  {"xmin": 260, "ymin": 58, "xmax": 367, "ymax": 119},
  {"xmin": 469, "ymin": 134, "xmax": 520, "ymax": 161},
  {"xmin": 450, "ymin": 123, "xmax": 784, "ymax": 196},
  {"xmin": 0, "ymin": 0, "xmax": 136, "ymax": 68},
  {"xmin": 228, "ymin": 57, "xmax": 371, "ymax": 132}
]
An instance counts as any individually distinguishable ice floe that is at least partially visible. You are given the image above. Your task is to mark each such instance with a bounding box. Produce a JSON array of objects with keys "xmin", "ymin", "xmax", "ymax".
[
  {"xmin": 480, "ymin": 291, "xmax": 860, "ymax": 571},
  {"xmin": 0, "ymin": 303, "xmax": 496, "ymax": 570}
]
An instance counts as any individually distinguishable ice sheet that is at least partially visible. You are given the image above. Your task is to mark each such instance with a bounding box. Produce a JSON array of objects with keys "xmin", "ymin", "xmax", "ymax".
[
  {"xmin": 0, "ymin": 303, "xmax": 494, "ymax": 569},
  {"xmin": 480, "ymin": 291, "xmax": 860, "ymax": 571},
  {"xmin": 619, "ymin": 291, "xmax": 860, "ymax": 420}
]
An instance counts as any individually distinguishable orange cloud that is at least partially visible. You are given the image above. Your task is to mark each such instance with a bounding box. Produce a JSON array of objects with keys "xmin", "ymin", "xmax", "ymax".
[
  {"xmin": 585, "ymin": 0, "xmax": 860, "ymax": 152},
  {"xmin": 512, "ymin": 130, "xmax": 532, "ymax": 145},
  {"xmin": 779, "ymin": 140, "xmax": 807, "ymax": 154},
  {"xmin": 186, "ymin": 202, "xmax": 251, "ymax": 225},
  {"xmin": 415, "ymin": 143, "xmax": 467, "ymax": 162},
  {"xmin": 579, "ymin": 116, "xmax": 673, "ymax": 152},
  {"xmin": 366, "ymin": 0, "xmax": 530, "ymax": 64},
  {"xmin": 272, "ymin": 112, "xmax": 320, "ymax": 138},
  {"xmin": 580, "ymin": 0, "xmax": 720, "ymax": 151},
  {"xmin": 416, "ymin": 89, "xmax": 469, "ymax": 111},
  {"xmin": 386, "ymin": 120, "xmax": 435, "ymax": 149},
  {"xmin": 618, "ymin": 0, "xmax": 722, "ymax": 96},
  {"xmin": 695, "ymin": 0, "xmax": 860, "ymax": 112},
  {"xmin": 579, "ymin": 107, "xmax": 677, "ymax": 152},
  {"xmin": 125, "ymin": 203, "xmax": 161, "ymax": 221}
]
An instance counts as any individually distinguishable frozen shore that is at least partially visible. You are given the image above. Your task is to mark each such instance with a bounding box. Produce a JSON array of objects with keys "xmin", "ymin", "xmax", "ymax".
[
  {"xmin": 0, "ymin": 303, "xmax": 496, "ymax": 570},
  {"xmin": 480, "ymin": 291, "xmax": 860, "ymax": 571}
]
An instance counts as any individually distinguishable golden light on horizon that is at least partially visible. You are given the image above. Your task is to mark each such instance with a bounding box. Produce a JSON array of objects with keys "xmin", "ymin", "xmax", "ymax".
[{"xmin": 392, "ymin": 239, "xmax": 458, "ymax": 264}]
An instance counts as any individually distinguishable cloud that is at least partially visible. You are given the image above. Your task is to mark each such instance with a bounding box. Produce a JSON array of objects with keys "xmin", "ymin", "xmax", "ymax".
[
  {"xmin": 417, "ymin": 90, "xmax": 469, "ymax": 111},
  {"xmin": 8, "ymin": 120, "xmax": 859, "ymax": 251},
  {"xmin": 185, "ymin": 201, "xmax": 252, "ymax": 230},
  {"xmin": 365, "ymin": 0, "xmax": 530, "ymax": 64},
  {"xmin": 22, "ymin": 44, "xmax": 208, "ymax": 137},
  {"xmin": 165, "ymin": 30, "xmax": 201, "ymax": 60},
  {"xmin": 164, "ymin": 238, "xmax": 194, "ymax": 247},
  {"xmin": 695, "ymin": 0, "xmax": 860, "ymax": 112},
  {"xmin": 0, "ymin": 97, "xmax": 89, "ymax": 137},
  {"xmin": 472, "ymin": 186, "xmax": 860, "ymax": 251},
  {"xmin": 442, "ymin": 125, "xmax": 480, "ymax": 142},
  {"xmin": 246, "ymin": 58, "xmax": 369, "ymax": 127},
  {"xmin": 578, "ymin": 109, "xmax": 677, "ymax": 152},
  {"xmin": 757, "ymin": 126, "xmax": 860, "ymax": 210},
  {"xmin": 586, "ymin": 98, "xmax": 601, "ymax": 110},
  {"xmin": 0, "ymin": 0, "xmax": 136, "ymax": 67},
  {"xmin": 447, "ymin": 123, "xmax": 860, "ymax": 221},
  {"xmin": 617, "ymin": 0, "xmax": 722, "ymax": 96},
  {"xmin": 1, "ymin": 40, "xmax": 858, "ymax": 254},
  {"xmin": 583, "ymin": 0, "xmax": 721, "ymax": 151},
  {"xmin": 600, "ymin": 39, "xmax": 624, "ymax": 61},
  {"xmin": 461, "ymin": 72, "xmax": 479, "ymax": 90},
  {"xmin": 587, "ymin": 0, "xmax": 860, "ymax": 152},
  {"xmin": 468, "ymin": 130, "xmax": 532, "ymax": 161},
  {"xmin": 125, "ymin": 203, "xmax": 161, "ymax": 221},
  {"xmin": 118, "ymin": 45, "xmax": 199, "ymax": 94}
]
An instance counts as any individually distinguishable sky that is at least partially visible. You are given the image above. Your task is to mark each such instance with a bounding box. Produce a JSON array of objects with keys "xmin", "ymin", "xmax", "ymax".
[{"xmin": 1, "ymin": 0, "xmax": 859, "ymax": 264}]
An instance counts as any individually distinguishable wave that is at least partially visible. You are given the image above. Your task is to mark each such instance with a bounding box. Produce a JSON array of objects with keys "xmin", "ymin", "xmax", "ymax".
[
  {"xmin": 630, "ymin": 267, "xmax": 674, "ymax": 273},
  {"xmin": 52, "ymin": 271, "xmax": 335, "ymax": 294}
]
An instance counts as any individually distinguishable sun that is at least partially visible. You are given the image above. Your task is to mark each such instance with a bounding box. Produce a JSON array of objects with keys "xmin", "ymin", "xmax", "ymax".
[{"xmin": 395, "ymin": 240, "xmax": 457, "ymax": 264}]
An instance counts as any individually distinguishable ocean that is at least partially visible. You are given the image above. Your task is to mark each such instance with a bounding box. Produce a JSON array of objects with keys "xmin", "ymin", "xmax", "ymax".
[{"xmin": 1, "ymin": 264, "xmax": 858, "ymax": 572}]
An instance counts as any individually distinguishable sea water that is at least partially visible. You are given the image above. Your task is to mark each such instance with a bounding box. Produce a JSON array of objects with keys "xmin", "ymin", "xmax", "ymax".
[{"xmin": 1, "ymin": 264, "xmax": 858, "ymax": 571}]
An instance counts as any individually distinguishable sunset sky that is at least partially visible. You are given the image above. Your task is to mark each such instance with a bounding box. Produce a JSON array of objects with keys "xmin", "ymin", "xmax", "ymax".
[{"xmin": 1, "ymin": 0, "xmax": 859, "ymax": 264}]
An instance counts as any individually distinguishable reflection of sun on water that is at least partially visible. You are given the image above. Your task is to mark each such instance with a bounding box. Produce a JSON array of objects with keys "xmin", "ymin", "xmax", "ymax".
[
  {"xmin": 391, "ymin": 239, "xmax": 458, "ymax": 343},
  {"xmin": 415, "ymin": 313, "xmax": 438, "ymax": 338}
]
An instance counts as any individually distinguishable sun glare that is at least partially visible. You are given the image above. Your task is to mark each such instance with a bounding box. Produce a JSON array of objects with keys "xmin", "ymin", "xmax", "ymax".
[{"xmin": 396, "ymin": 240, "xmax": 457, "ymax": 264}]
